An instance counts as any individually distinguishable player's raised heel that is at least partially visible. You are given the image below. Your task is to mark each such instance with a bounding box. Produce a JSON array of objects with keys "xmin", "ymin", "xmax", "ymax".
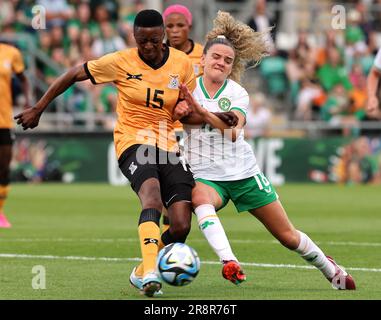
[
  {"xmin": 326, "ymin": 256, "xmax": 356, "ymax": 290},
  {"xmin": 222, "ymin": 260, "xmax": 246, "ymax": 285},
  {"xmin": 129, "ymin": 267, "xmax": 143, "ymax": 290},
  {"xmin": 130, "ymin": 267, "xmax": 163, "ymax": 296},
  {"xmin": 142, "ymin": 272, "xmax": 162, "ymax": 297}
]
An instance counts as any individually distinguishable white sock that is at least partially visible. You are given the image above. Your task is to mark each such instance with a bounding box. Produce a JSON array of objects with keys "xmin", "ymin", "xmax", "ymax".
[
  {"xmin": 195, "ymin": 204, "xmax": 237, "ymax": 263},
  {"xmin": 294, "ymin": 230, "xmax": 336, "ymax": 279}
]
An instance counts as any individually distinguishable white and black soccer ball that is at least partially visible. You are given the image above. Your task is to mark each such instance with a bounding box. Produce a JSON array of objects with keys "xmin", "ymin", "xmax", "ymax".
[{"xmin": 156, "ymin": 242, "xmax": 200, "ymax": 286}]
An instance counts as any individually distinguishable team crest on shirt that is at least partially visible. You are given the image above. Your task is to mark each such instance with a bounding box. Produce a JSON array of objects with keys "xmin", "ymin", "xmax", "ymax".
[
  {"xmin": 168, "ymin": 74, "xmax": 180, "ymax": 89},
  {"xmin": 218, "ymin": 97, "xmax": 231, "ymax": 111},
  {"xmin": 126, "ymin": 73, "xmax": 142, "ymax": 81}
]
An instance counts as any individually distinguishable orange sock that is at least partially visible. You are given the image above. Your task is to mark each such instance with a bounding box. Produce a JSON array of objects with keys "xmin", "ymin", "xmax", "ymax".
[
  {"xmin": 135, "ymin": 223, "xmax": 169, "ymax": 277},
  {"xmin": 0, "ymin": 185, "xmax": 10, "ymax": 212},
  {"xmin": 138, "ymin": 220, "xmax": 161, "ymax": 277},
  {"xmin": 135, "ymin": 262, "xmax": 144, "ymax": 278}
]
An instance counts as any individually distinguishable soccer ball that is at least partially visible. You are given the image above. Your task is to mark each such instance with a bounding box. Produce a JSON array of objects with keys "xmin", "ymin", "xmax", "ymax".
[{"xmin": 157, "ymin": 242, "xmax": 200, "ymax": 286}]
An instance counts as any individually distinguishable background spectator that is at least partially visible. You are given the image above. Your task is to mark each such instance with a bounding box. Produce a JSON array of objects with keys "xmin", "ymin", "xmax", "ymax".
[
  {"xmin": 317, "ymin": 46, "xmax": 353, "ymax": 92},
  {"xmin": 37, "ymin": 0, "xmax": 74, "ymax": 28},
  {"xmin": 348, "ymin": 136, "xmax": 381, "ymax": 184},
  {"xmin": 91, "ymin": 21, "xmax": 126, "ymax": 57},
  {"xmin": 2, "ymin": 0, "xmax": 380, "ymax": 136},
  {"xmin": 245, "ymin": 93, "xmax": 272, "ymax": 139},
  {"xmin": 247, "ymin": 0, "xmax": 276, "ymax": 53}
]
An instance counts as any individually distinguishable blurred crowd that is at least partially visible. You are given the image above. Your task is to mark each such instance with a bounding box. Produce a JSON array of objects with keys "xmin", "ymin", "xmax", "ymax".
[
  {"xmin": 1, "ymin": 0, "xmax": 145, "ymax": 129},
  {"xmin": 253, "ymin": 0, "xmax": 381, "ymax": 137},
  {"xmin": 1, "ymin": 0, "xmax": 381, "ymax": 135},
  {"xmin": 1, "ymin": 0, "xmax": 380, "ymax": 185},
  {"xmin": 331, "ymin": 136, "xmax": 381, "ymax": 184}
]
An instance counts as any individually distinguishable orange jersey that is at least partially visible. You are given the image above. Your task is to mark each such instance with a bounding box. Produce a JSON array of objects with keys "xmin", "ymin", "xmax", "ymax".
[
  {"xmin": 173, "ymin": 41, "xmax": 203, "ymax": 131},
  {"xmin": 0, "ymin": 43, "xmax": 25, "ymax": 128},
  {"xmin": 188, "ymin": 41, "xmax": 203, "ymax": 77},
  {"xmin": 86, "ymin": 46, "xmax": 195, "ymax": 159}
]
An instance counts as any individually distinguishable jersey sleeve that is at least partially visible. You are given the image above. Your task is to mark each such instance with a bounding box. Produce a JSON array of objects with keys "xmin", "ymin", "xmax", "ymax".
[
  {"xmin": 230, "ymin": 86, "xmax": 249, "ymax": 118},
  {"xmin": 85, "ymin": 52, "xmax": 119, "ymax": 84},
  {"xmin": 12, "ymin": 47, "xmax": 25, "ymax": 74},
  {"xmin": 374, "ymin": 48, "xmax": 381, "ymax": 72},
  {"xmin": 183, "ymin": 56, "xmax": 196, "ymax": 92}
]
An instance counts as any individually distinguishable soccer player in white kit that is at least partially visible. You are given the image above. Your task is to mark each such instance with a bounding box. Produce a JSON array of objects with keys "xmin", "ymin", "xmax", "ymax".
[{"xmin": 178, "ymin": 11, "xmax": 356, "ymax": 290}]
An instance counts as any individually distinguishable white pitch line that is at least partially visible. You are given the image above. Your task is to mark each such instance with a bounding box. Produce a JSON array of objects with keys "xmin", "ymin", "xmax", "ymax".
[
  {"xmin": 1, "ymin": 238, "xmax": 381, "ymax": 248},
  {"xmin": 0, "ymin": 238, "xmax": 136, "ymax": 243},
  {"xmin": 0, "ymin": 253, "xmax": 140, "ymax": 262},
  {"xmin": 323, "ymin": 241, "xmax": 381, "ymax": 247},
  {"xmin": 0, "ymin": 253, "xmax": 380, "ymax": 273}
]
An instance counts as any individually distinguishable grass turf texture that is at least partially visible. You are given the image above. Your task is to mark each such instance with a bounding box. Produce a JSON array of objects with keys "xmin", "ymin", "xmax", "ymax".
[{"xmin": 0, "ymin": 183, "xmax": 380, "ymax": 300}]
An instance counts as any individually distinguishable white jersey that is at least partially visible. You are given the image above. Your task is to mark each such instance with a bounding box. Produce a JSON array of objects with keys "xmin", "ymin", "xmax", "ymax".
[
  {"xmin": 183, "ymin": 77, "xmax": 261, "ymax": 181},
  {"xmin": 374, "ymin": 48, "xmax": 381, "ymax": 71}
]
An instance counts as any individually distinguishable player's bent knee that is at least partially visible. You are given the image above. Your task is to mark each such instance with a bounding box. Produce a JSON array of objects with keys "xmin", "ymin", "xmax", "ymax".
[
  {"xmin": 191, "ymin": 197, "xmax": 207, "ymax": 208},
  {"xmin": 191, "ymin": 191, "xmax": 210, "ymax": 208},
  {"xmin": 139, "ymin": 184, "xmax": 163, "ymax": 210}
]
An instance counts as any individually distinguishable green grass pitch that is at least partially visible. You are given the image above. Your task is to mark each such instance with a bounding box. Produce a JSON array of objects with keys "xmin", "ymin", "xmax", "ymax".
[{"xmin": 0, "ymin": 183, "xmax": 380, "ymax": 300}]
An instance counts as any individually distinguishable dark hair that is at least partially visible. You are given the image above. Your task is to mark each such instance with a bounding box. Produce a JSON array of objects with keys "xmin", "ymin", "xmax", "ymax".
[
  {"xmin": 134, "ymin": 9, "xmax": 164, "ymax": 29},
  {"xmin": 203, "ymin": 36, "xmax": 234, "ymax": 55}
]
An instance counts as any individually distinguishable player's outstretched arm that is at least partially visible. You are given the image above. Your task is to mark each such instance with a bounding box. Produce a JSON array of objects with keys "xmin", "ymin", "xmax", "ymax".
[
  {"xmin": 180, "ymin": 109, "xmax": 238, "ymax": 127},
  {"xmin": 176, "ymin": 85, "xmax": 238, "ymax": 127},
  {"xmin": 14, "ymin": 64, "xmax": 89, "ymax": 130},
  {"xmin": 179, "ymin": 84, "xmax": 242, "ymax": 141}
]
